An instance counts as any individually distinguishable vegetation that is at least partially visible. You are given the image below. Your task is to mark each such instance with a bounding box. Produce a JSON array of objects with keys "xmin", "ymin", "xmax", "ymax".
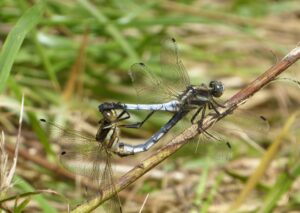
[{"xmin": 0, "ymin": 0, "xmax": 299, "ymax": 212}]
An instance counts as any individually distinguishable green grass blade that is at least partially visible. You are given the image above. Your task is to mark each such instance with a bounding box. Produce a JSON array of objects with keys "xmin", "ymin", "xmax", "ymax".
[
  {"xmin": 8, "ymin": 78, "xmax": 54, "ymax": 156},
  {"xmin": 258, "ymin": 112, "xmax": 300, "ymax": 212},
  {"xmin": 259, "ymin": 173, "xmax": 292, "ymax": 213},
  {"xmin": 14, "ymin": 175, "xmax": 58, "ymax": 213},
  {"xmin": 14, "ymin": 197, "xmax": 31, "ymax": 213},
  {"xmin": 0, "ymin": 1, "xmax": 45, "ymax": 93},
  {"xmin": 76, "ymin": 0, "xmax": 138, "ymax": 61}
]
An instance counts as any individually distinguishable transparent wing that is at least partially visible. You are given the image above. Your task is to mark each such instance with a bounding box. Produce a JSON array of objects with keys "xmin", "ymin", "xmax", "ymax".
[
  {"xmin": 183, "ymin": 115, "xmax": 232, "ymax": 162},
  {"xmin": 40, "ymin": 119, "xmax": 122, "ymax": 212},
  {"xmin": 171, "ymin": 129, "xmax": 233, "ymax": 164},
  {"xmin": 40, "ymin": 119, "xmax": 107, "ymax": 178},
  {"xmin": 160, "ymin": 37, "xmax": 190, "ymax": 96},
  {"xmin": 210, "ymin": 109, "xmax": 270, "ymax": 153},
  {"xmin": 101, "ymin": 152, "xmax": 123, "ymax": 213},
  {"xmin": 193, "ymin": 129, "xmax": 233, "ymax": 162},
  {"xmin": 187, "ymin": 109, "xmax": 269, "ymax": 161},
  {"xmin": 152, "ymin": 108, "xmax": 268, "ymax": 162},
  {"xmin": 40, "ymin": 119, "xmax": 94, "ymax": 142},
  {"xmin": 129, "ymin": 62, "xmax": 170, "ymax": 103},
  {"xmin": 141, "ymin": 110, "xmax": 232, "ymax": 162},
  {"xmin": 59, "ymin": 139, "xmax": 107, "ymax": 178},
  {"xmin": 60, "ymin": 138, "xmax": 122, "ymax": 212},
  {"xmin": 129, "ymin": 37, "xmax": 191, "ymax": 103}
]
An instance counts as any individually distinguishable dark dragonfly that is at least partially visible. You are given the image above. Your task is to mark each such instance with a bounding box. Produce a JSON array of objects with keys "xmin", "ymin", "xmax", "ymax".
[
  {"xmin": 40, "ymin": 109, "xmax": 128, "ymax": 212},
  {"xmin": 99, "ymin": 38, "xmax": 226, "ymax": 156}
]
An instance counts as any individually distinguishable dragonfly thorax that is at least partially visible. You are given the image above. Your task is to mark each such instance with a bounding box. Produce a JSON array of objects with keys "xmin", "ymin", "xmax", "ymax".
[
  {"xmin": 102, "ymin": 109, "xmax": 118, "ymax": 122},
  {"xmin": 179, "ymin": 81, "xmax": 224, "ymax": 106},
  {"xmin": 96, "ymin": 109, "xmax": 119, "ymax": 144}
]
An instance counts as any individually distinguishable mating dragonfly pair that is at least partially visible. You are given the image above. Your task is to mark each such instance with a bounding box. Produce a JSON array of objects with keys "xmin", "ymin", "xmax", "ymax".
[
  {"xmin": 99, "ymin": 38, "xmax": 225, "ymax": 156},
  {"xmin": 41, "ymin": 37, "xmax": 244, "ymax": 211}
]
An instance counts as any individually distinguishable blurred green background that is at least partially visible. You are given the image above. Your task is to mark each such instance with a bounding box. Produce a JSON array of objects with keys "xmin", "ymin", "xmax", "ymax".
[{"xmin": 0, "ymin": 0, "xmax": 300, "ymax": 212}]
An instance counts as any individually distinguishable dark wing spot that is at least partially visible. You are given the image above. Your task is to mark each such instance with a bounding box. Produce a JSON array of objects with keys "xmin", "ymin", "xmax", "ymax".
[
  {"xmin": 61, "ymin": 151, "xmax": 66, "ymax": 155},
  {"xmin": 260, "ymin": 115, "xmax": 267, "ymax": 121},
  {"xmin": 139, "ymin": 62, "xmax": 145, "ymax": 66},
  {"xmin": 40, "ymin": 118, "xmax": 46, "ymax": 122},
  {"xmin": 226, "ymin": 142, "xmax": 232, "ymax": 149},
  {"xmin": 171, "ymin": 37, "xmax": 176, "ymax": 42}
]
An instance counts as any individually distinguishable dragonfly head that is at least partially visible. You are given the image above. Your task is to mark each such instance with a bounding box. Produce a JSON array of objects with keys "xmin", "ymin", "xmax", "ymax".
[{"xmin": 209, "ymin": 80, "xmax": 224, "ymax": 98}]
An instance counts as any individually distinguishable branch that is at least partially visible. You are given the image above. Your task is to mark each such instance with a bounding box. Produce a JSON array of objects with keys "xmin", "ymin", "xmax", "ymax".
[{"xmin": 72, "ymin": 44, "xmax": 300, "ymax": 212}]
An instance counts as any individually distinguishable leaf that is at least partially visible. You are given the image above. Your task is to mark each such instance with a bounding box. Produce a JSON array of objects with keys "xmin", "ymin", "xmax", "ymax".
[
  {"xmin": 0, "ymin": 1, "xmax": 45, "ymax": 93},
  {"xmin": 14, "ymin": 197, "xmax": 31, "ymax": 213}
]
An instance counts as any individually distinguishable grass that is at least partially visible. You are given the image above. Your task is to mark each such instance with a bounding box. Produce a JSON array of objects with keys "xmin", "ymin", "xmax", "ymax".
[
  {"xmin": 0, "ymin": 0, "xmax": 300, "ymax": 212},
  {"xmin": 0, "ymin": 1, "xmax": 44, "ymax": 92}
]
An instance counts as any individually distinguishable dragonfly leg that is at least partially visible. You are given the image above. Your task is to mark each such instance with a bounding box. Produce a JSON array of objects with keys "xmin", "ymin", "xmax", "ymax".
[
  {"xmin": 211, "ymin": 98, "xmax": 225, "ymax": 108},
  {"xmin": 197, "ymin": 123, "xmax": 225, "ymax": 143},
  {"xmin": 116, "ymin": 109, "xmax": 130, "ymax": 121},
  {"xmin": 197, "ymin": 126, "xmax": 232, "ymax": 152},
  {"xmin": 190, "ymin": 106, "xmax": 202, "ymax": 124},
  {"xmin": 199, "ymin": 104, "xmax": 207, "ymax": 125},
  {"xmin": 102, "ymin": 109, "xmax": 132, "ymax": 129},
  {"xmin": 117, "ymin": 111, "xmax": 156, "ymax": 129},
  {"xmin": 208, "ymin": 102, "xmax": 220, "ymax": 115},
  {"xmin": 191, "ymin": 105, "xmax": 207, "ymax": 124}
]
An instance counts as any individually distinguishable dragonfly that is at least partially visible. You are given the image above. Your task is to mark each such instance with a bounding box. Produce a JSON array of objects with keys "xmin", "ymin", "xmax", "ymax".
[
  {"xmin": 40, "ymin": 109, "xmax": 129, "ymax": 212},
  {"xmin": 99, "ymin": 37, "xmax": 228, "ymax": 156}
]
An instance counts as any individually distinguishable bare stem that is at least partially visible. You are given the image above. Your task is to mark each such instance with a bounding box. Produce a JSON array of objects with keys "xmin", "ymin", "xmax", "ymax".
[{"xmin": 72, "ymin": 45, "xmax": 300, "ymax": 213}]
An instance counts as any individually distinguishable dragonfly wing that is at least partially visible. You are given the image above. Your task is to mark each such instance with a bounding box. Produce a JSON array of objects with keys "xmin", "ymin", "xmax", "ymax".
[
  {"xmin": 168, "ymin": 110, "xmax": 232, "ymax": 163},
  {"xmin": 160, "ymin": 37, "xmax": 191, "ymax": 97},
  {"xmin": 100, "ymin": 152, "xmax": 122, "ymax": 213},
  {"xmin": 40, "ymin": 119, "xmax": 122, "ymax": 211},
  {"xmin": 195, "ymin": 129, "xmax": 233, "ymax": 162},
  {"xmin": 129, "ymin": 37, "xmax": 191, "ymax": 103},
  {"xmin": 174, "ymin": 108, "xmax": 269, "ymax": 163},
  {"xmin": 60, "ymin": 136, "xmax": 122, "ymax": 212},
  {"xmin": 59, "ymin": 136, "xmax": 106, "ymax": 178},
  {"xmin": 210, "ymin": 109, "xmax": 270, "ymax": 153},
  {"xmin": 129, "ymin": 62, "xmax": 172, "ymax": 103},
  {"xmin": 40, "ymin": 119, "xmax": 107, "ymax": 178}
]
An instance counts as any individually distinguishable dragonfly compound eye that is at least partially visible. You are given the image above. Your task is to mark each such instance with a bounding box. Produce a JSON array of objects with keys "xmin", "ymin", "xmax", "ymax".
[{"xmin": 209, "ymin": 81, "xmax": 224, "ymax": 98}]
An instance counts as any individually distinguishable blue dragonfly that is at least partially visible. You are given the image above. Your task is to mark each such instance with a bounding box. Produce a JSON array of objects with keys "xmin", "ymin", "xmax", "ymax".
[{"xmin": 99, "ymin": 38, "xmax": 228, "ymax": 156}]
